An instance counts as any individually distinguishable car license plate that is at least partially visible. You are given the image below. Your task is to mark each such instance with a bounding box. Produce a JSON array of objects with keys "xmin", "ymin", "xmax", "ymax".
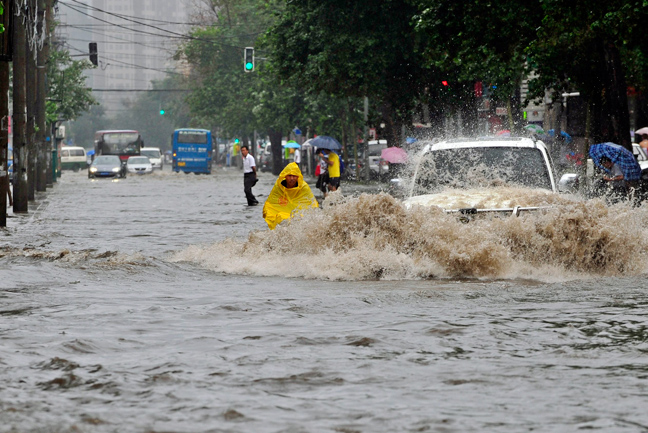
[{"xmin": 178, "ymin": 162, "xmax": 186, "ymax": 166}]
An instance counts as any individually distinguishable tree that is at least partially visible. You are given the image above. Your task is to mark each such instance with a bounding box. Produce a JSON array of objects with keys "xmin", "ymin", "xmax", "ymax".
[
  {"xmin": 46, "ymin": 49, "xmax": 97, "ymax": 123},
  {"xmin": 265, "ymin": 0, "xmax": 430, "ymax": 145},
  {"xmin": 413, "ymin": 0, "xmax": 544, "ymax": 133},
  {"xmin": 527, "ymin": 0, "xmax": 648, "ymax": 148}
]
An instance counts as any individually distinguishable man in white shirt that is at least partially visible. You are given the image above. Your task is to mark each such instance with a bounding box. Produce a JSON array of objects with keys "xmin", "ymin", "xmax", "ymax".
[
  {"xmin": 241, "ymin": 145, "xmax": 258, "ymax": 206},
  {"xmin": 294, "ymin": 147, "xmax": 301, "ymax": 167}
]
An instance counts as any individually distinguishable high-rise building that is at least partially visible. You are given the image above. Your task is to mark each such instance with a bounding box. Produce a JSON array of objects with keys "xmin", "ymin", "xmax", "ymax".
[{"xmin": 57, "ymin": 0, "xmax": 189, "ymax": 113}]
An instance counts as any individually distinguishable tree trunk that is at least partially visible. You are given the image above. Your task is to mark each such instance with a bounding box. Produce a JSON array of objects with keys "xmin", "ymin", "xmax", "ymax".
[
  {"xmin": 600, "ymin": 41, "xmax": 631, "ymax": 149},
  {"xmin": 269, "ymin": 129, "xmax": 283, "ymax": 176}
]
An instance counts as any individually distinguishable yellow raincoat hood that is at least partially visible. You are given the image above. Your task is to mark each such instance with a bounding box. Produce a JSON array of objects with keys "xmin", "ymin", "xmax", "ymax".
[{"xmin": 263, "ymin": 162, "xmax": 319, "ymax": 230}]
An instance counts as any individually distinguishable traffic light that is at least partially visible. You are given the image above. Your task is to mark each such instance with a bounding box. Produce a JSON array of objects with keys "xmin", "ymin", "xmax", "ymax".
[
  {"xmin": 89, "ymin": 42, "xmax": 98, "ymax": 66},
  {"xmin": 441, "ymin": 80, "xmax": 449, "ymax": 87},
  {"xmin": 234, "ymin": 138, "xmax": 240, "ymax": 144},
  {"xmin": 159, "ymin": 109, "xmax": 165, "ymax": 115},
  {"xmin": 244, "ymin": 47, "xmax": 254, "ymax": 72}
]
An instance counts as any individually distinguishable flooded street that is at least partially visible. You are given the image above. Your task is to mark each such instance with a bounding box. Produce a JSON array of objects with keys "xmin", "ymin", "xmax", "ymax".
[{"xmin": 2, "ymin": 168, "xmax": 648, "ymax": 432}]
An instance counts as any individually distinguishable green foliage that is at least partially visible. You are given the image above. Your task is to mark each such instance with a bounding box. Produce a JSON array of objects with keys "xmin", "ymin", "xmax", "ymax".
[
  {"xmin": 46, "ymin": 49, "xmax": 97, "ymax": 123},
  {"xmin": 66, "ymin": 105, "xmax": 106, "ymax": 147},
  {"xmin": 0, "ymin": 1, "xmax": 5, "ymax": 33},
  {"xmin": 265, "ymin": 0, "xmax": 428, "ymax": 129}
]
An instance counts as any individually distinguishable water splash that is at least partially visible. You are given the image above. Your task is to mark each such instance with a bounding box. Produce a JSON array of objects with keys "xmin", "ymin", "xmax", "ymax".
[{"xmin": 170, "ymin": 192, "xmax": 648, "ymax": 281}]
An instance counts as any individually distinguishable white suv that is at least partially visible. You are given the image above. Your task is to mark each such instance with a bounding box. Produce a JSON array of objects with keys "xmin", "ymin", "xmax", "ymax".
[
  {"xmin": 140, "ymin": 147, "xmax": 163, "ymax": 170},
  {"xmin": 403, "ymin": 137, "xmax": 562, "ymax": 216}
]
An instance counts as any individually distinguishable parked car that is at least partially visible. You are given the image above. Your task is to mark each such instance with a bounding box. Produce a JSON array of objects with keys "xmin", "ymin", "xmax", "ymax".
[
  {"xmin": 60, "ymin": 146, "xmax": 88, "ymax": 171},
  {"xmin": 88, "ymin": 155, "xmax": 127, "ymax": 179},
  {"xmin": 401, "ymin": 137, "xmax": 570, "ymax": 218},
  {"xmin": 632, "ymin": 143, "xmax": 648, "ymax": 170},
  {"xmin": 259, "ymin": 144, "xmax": 272, "ymax": 172},
  {"xmin": 140, "ymin": 147, "xmax": 163, "ymax": 170},
  {"xmin": 366, "ymin": 140, "xmax": 389, "ymax": 180},
  {"xmin": 126, "ymin": 156, "xmax": 153, "ymax": 175}
]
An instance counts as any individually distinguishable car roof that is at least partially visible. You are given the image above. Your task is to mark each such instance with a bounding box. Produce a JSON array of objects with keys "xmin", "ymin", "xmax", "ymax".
[{"xmin": 420, "ymin": 137, "xmax": 548, "ymax": 153}]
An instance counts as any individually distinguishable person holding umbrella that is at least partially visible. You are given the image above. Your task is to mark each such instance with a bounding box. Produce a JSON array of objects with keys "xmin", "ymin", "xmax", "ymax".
[
  {"xmin": 589, "ymin": 142, "xmax": 643, "ymax": 202},
  {"xmin": 310, "ymin": 136, "xmax": 343, "ymax": 196},
  {"xmin": 599, "ymin": 156, "xmax": 627, "ymax": 200}
]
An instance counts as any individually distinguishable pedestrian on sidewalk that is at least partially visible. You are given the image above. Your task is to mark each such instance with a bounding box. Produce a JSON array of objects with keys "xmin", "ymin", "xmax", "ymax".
[{"xmin": 241, "ymin": 145, "xmax": 258, "ymax": 206}]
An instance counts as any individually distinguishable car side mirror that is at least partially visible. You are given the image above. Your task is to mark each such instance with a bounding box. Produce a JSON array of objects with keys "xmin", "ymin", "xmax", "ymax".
[{"xmin": 558, "ymin": 173, "xmax": 579, "ymax": 193}]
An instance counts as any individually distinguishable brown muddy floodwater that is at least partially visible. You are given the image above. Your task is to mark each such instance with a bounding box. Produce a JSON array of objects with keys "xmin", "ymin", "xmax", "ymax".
[{"xmin": 1, "ymin": 168, "xmax": 648, "ymax": 433}]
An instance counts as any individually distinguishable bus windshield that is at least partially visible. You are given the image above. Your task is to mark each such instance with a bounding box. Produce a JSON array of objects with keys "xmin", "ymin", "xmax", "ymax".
[
  {"xmin": 177, "ymin": 131, "xmax": 208, "ymax": 144},
  {"xmin": 95, "ymin": 131, "xmax": 142, "ymax": 158}
]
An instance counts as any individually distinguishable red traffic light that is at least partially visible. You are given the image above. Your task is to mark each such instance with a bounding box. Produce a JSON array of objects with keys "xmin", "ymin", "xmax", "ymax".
[{"xmin": 441, "ymin": 80, "xmax": 449, "ymax": 87}]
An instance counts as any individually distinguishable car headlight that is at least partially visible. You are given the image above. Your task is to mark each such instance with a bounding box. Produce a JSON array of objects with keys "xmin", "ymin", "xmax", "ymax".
[
  {"xmin": 90, "ymin": 167, "xmax": 97, "ymax": 173},
  {"xmin": 112, "ymin": 167, "xmax": 120, "ymax": 172}
]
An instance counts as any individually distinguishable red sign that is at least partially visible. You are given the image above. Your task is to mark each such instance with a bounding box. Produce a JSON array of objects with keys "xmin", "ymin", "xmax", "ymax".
[{"xmin": 474, "ymin": 81, "xmax": 483, "ymax": 98}]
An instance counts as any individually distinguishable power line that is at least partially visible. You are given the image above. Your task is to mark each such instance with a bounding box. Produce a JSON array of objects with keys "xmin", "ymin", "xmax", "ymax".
[
  {"xmin": 64, "ymin": 42, "xmax": 174, "ymax": 61},
  {"xmin": 60, "ymin": 2, "xmax": 194, "ymax": 41},
  {"xmin": 62, "ymin": 1, "xmax": 198, "ymax": 26},
  {"xmin": 91, "ymin": 89, "xmax": 191, "ymax": 92},
  {"xmin": 63, "ymin": 34, "xmax": 176, "ymax": 53},
  {"xmin": 59, "ymin": 1, "xmax": 257, "ymax": 50}
]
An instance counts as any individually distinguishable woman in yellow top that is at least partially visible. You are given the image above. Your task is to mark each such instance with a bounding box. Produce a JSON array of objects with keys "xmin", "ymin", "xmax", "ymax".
[
  {"xmin": 262, "ymin": 162, "xmax": 319, "ymax": 230},
  {"xmin": 321, "ymin": 149, "xmax": 340, "ymax": 193}
]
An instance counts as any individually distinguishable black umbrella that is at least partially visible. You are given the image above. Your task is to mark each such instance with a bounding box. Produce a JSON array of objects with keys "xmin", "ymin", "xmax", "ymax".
[{"xmin": 310, "ymin": 136, "xmax": 342, "ymax": 151}]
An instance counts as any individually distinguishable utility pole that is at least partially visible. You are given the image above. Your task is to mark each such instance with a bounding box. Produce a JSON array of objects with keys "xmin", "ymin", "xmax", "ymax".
[
  {"xmin": 45, "ymin": 0, "xmax": 53, "ymax": 186},
  {"xmin": 0, "ymin": 61, "xmax": 8, "ymax": 226},
  {"xmin": 12, "ymin": 0, "xmax": 28, "ymax": 213},
  {"xmin": 26, "ymin": 10, "xmax": 36, "ymax": 201},
  {"xmin": 35, "ymin": 0, "xmax": 48, "ymax": 192},
  {"xmin": 0, "ymin": 0, "xmax": 11, "ymax": 226}
]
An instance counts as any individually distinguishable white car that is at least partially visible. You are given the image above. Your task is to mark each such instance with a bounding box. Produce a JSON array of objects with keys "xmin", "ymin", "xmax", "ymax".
[
  {"xmin": 126, "ymin": 156, "xmax": 153, "ymax": 174},
  {"xmin": 141, "ymin": 147, "xmax": 163, "ymax": 170},
  {"xmin": 632, "ymin": 143, "xmax": 648, "ymax": 170},
  {"xmin": 403, "ymin": 137, "xmax": 565, "ymax": 217}
]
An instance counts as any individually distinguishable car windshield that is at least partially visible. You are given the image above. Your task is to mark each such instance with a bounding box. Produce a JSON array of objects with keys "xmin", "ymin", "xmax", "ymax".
[
  {"xmin": 412, "ymin": 146, "xmax": 552, "ymax": 195},
  {"xmin": 94, "ymin": 156, "xmax": 119, "ymax": 165},
  {"xmin": 128, "ymin": 157, "xmax": 149, "ymax": 164},
  {"xmin": 141, "ymin": 150, "xmax": 160, "ymax": 158}
]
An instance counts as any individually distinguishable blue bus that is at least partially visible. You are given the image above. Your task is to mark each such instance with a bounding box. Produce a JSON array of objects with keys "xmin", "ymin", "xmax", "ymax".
[{"xmin": 172, "ymin": 129, "xmax": 213, "ymax": 174}]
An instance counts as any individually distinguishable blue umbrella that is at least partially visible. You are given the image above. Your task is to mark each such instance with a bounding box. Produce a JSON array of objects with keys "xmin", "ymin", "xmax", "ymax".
[
  {"xmin": 310, "ymin": 135, "xmax": 342, "ymax": 151},
  {"xmin": 283, "ymin": 141, "xmax": 301, "ymax": 149},
  {"xmin": 589, "ymin": 142, "xmax": 642, "ymax": 181},
  {"xmin": 547, "ymin": 129, "xmax": 573, "ymax": 144}
]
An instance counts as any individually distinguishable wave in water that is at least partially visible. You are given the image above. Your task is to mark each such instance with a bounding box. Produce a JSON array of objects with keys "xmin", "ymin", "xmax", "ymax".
[{"xmin": 170, "ymin": 191, "xmax": 648, "ymax": 281}]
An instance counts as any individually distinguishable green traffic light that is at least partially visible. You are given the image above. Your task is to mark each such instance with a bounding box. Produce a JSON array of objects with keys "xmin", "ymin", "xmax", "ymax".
[
  {"xmin": 245, "ymin": 62, "xmax": 253, "ymax": 70},
  {"xmin": 234, "ymin": 138, "xmax": 240, "ymax": 143},
  {"xmin": 159, "ymin": 109, "xmax": 165, "ymax": 115}
]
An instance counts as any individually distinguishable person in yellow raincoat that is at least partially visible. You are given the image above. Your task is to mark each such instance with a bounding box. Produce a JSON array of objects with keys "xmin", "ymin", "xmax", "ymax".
[{"xmin": 263, "ymin": 162, "xmax": 319, "ymax": 230}]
